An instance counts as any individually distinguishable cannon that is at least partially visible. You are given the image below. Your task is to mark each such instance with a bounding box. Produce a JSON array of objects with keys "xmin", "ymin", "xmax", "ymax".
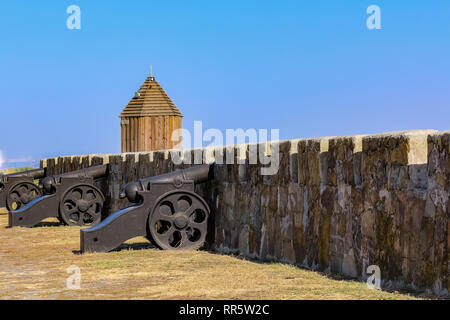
[
  {"xmin": 0, "ymin": 168, "xmax": 46, "ymax": 211},
  {"xmin": 8, "ymin": 164, "xmax": 108, "ymax": 228},
  {"xmin": 81, "ymin": 164, "xmax": 214, "ymax": 253}
]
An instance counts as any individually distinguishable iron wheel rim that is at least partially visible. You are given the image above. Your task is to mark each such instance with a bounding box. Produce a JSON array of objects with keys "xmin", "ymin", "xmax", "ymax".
[
  {"xmin": 59, "ymin": 184, "xmax": 104, "ymax": 226},
  {"xmin": 7, "ymin": 182, "xmax": 41, "ymax": 211},
  {"xmin": 148, "ymin": 190, "xmax": 209, "ymax": 250}
]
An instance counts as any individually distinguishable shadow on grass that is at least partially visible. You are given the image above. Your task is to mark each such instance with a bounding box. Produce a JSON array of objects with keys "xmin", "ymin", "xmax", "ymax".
[
  {"xmin": 204, "ymin": 249, "xmax": 438, "ymax": 300},
  {"xmin": 3, "ymin": 220, "xmax": 65, "ymax": 229},
  {"xmin": 35, "ymin": 221, "xmax": 65, "ymax": 227},
  {"xmin": 113, "ymin": 242, "xmax": 157, "ymax": 252},
  {"xmin": 72, "ymin": 241, "xmax": 158, "ymax": 255}
]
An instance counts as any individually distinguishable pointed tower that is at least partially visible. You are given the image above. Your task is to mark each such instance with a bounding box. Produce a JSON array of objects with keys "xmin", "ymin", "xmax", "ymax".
[{"xmin": 119, "ymin": 70, "xmax": 183, "ymax": 152}]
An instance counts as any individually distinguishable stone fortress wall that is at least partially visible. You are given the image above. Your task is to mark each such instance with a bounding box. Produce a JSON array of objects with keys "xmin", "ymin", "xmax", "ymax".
[{"xmin": 41, "ymin": 130, "xmax": 449, "ymax": 296}]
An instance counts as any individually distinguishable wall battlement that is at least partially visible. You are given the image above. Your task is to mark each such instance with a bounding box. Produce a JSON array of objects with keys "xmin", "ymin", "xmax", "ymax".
[{"xmin": 40, "ymin": 130, "xmax": 449, "ymax": 296}]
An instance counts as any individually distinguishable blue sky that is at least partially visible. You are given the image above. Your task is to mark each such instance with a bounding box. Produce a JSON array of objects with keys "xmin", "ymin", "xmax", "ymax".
[{"xmin": 0, "ymin": 0, "xmax": 449, "ymax": 168}]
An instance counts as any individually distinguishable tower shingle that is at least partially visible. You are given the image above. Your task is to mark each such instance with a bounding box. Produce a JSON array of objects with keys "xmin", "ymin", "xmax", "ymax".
[{"xmin": 119, "ymin": 77, "xmax": 183, "ymax": 118}]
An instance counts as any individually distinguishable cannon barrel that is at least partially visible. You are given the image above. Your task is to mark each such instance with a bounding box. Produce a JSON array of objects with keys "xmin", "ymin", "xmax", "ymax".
[
  {"xmin": 143, "ymin": 163, "xmax": 213, "ymax": 185},
  {"xmin": 120, "ymin": 163, "xmax": 214, "ymax": 203},
  {"xmin": 42, "ymin": 164, "xmax": 108, "ymax": 194},
  {"xmin": 53, "ymin": 164, "xmax": 108, "ymax": 180},
  {"xmin": 1, "ymin": 168, "xmax": 46, "ymax": 180}
]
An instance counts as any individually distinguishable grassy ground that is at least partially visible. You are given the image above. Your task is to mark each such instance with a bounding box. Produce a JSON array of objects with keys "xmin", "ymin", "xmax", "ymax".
[
  {"xmin": 0, "ymin": 209, "xmax": 421, "ymax": 300},
  {"xmin": 0, "ymin": 166, "xmax": 35, "ymax": 174}
]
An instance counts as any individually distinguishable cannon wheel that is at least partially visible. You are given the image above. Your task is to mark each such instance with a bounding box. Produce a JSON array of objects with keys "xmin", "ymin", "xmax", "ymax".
[
  {"xmin": 148, "ymin": 190, "xmax": 209, "ymax": 250},
  {"xmin": 59, "ymin": 184, "xmax": 104, "ymax": 227},
  {"xmin": 6, "ymin": 182, "xmax": 42, "ymax": 211}
]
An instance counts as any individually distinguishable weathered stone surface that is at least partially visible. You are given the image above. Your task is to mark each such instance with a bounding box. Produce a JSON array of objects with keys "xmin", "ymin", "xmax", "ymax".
[
  {"xmin": 40, "ymin": 130, "xmax": 449, "ymax": 296},
  {"xmin": 326, "ymin": 135, "xmax": 365, "ymax": 276},
  {"xmin": 426, "ymin": 132, "xmax": 449, "ymax": 295}
]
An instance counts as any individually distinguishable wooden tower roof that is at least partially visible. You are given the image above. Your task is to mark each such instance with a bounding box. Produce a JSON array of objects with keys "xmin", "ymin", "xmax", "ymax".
[{"xmin": 120, "ymin": 75, "xmax": 183, "ymax": 118}]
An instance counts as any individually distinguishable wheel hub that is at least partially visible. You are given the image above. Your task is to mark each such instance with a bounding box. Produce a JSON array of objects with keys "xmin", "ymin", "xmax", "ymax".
[
  {"xmin": 77, "ymin": 200, "xmax": 89, "ymax": 212},
  {"xmin": 20, "ymin": 194, "xmax": 30, "ymax": 204},
  {"xmin": 174, "ymin": 214, "xmax": 188, "ymax": 229}
]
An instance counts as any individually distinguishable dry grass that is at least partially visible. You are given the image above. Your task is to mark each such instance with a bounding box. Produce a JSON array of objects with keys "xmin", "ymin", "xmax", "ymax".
[
  {"xmin": 0, "ymin": 208, "xmax": 420, "ymax": 300},
  {"xmin": 0, "ymin": 167, "xmax": 35, "ymax": 174}
]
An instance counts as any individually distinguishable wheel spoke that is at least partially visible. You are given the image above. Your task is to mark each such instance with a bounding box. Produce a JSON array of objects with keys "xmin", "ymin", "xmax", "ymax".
[
  {"xmin": 82, "ymin": 212, "xmax": 97, "ymax": 224},
  {"xmin": 159, "ymin": 226, "xmax": 175, "ymax": 242},
  {"xmin": 66, "ymin": 207, "xmax": 78, "ymax": 215},
  {"xmin": 87, "ymin": 204, "xmax": 100, "ymax": 216},
  {"xmin": 160, "ymin": 214, "xmax": 175, "ymax": 222},
  {"xmin": 180, "ymin": 230, "xmax": 188, "ymax": 245},
  {"xmin": 77, "ymin": 215, "xmax": 84, "ymax": 226},
  {"xmin": 183, "ymin": 204, "xmax": 194, "ymax": 216},
  {"xmin": 190, "ymin": 221, "xmax": 206, "ymax": 229},
  {"xmin": 87, "ymin": 199, "xmax": 99, "ymax": 208},
  {"xmin": 184, "ymin": 198, "xmax": 203, "ymax": 215}
]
